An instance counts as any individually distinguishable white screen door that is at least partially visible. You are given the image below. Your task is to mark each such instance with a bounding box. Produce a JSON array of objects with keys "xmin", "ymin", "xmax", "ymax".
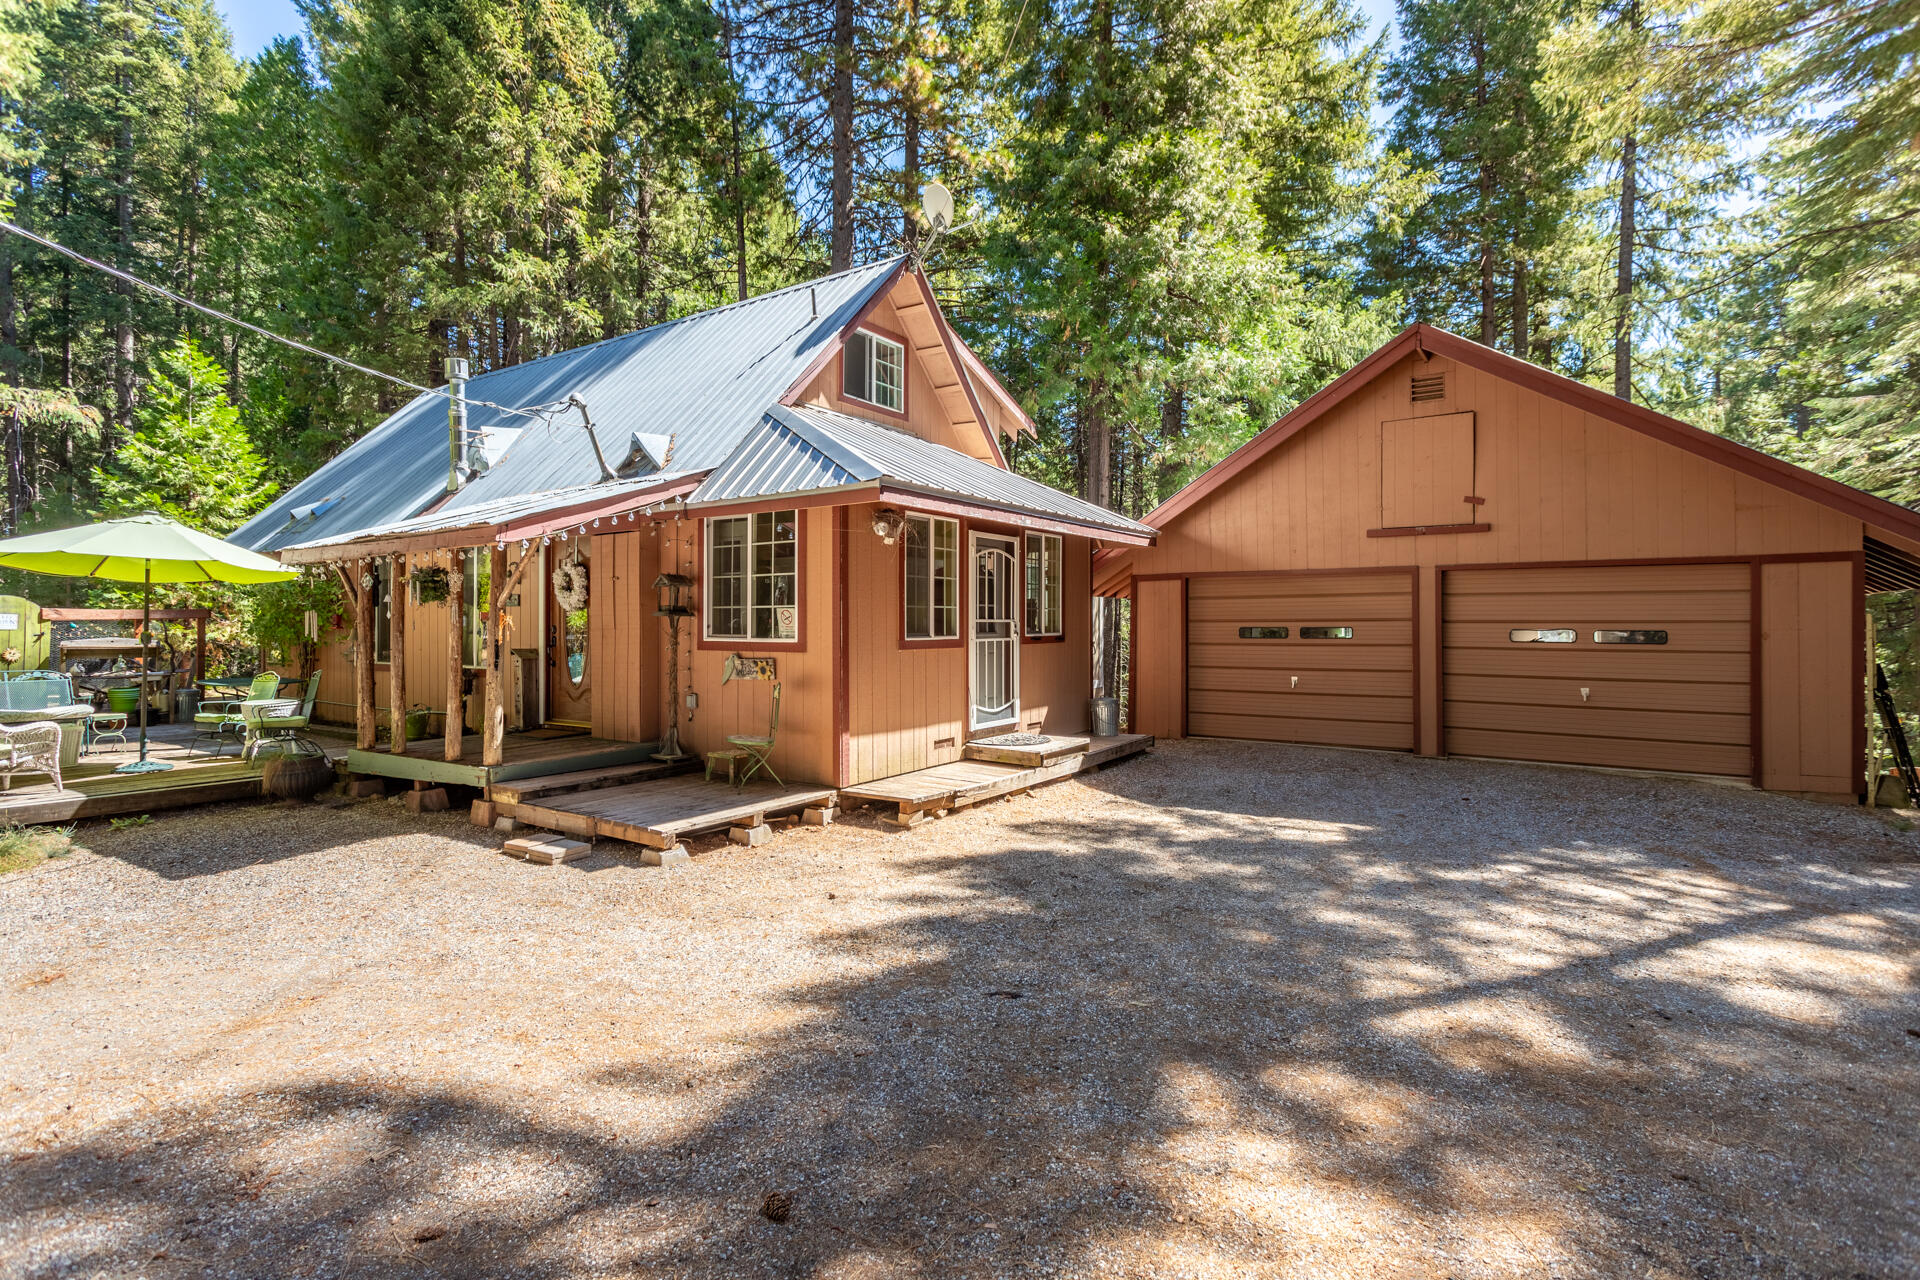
[{"xmin": 971, "ymin": 533, "xmax": 1019, "ymax": 730}]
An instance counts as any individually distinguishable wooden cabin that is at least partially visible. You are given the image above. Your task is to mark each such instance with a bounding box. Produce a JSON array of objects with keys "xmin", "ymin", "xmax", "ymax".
[
  {"xmin": 232, "ymin": 260, "xmax": 1151, "ymax": 790},
  {"xmin": 1095, "ymin": 324, "xmax": 1920, "ymax": 801}
]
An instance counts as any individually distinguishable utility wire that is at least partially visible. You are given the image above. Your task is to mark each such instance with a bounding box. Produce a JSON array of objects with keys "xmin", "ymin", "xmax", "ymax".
[{"xmin": 0, "ymin": 220, "xmax": 572, "ymax": 425}]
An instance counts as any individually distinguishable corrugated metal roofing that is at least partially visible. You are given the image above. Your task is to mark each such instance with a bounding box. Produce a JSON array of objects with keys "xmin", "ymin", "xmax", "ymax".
[
  {"xmin": 276, "ymin": 472, "xmax": 701, "ymax": 553},
  {"xmin": 230, "ymin": 258, "xmax": 906, "ymax": 553},
  {"xmin": 693, "ymin": 405, "xmax": 1156, "ymax": 539}
]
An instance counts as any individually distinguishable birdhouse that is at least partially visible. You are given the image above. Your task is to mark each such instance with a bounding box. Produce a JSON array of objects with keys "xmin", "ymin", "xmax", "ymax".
[{"xmin": 653, "ymin": 573, "xmax": 693, "ymax": 618}]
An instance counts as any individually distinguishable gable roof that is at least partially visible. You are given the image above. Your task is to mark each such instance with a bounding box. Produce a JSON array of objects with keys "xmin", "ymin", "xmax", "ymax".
[
  {"xmin": 693, "ymin": 405, "xmax": 1154, "ymax": 543},
  {"xmin": 1112, "ymin": 323, "xmax": 1920, "ymax": 555},
  {"xmin": 232, "ymin": 258, "xmax": 908, "ymax": 553}
]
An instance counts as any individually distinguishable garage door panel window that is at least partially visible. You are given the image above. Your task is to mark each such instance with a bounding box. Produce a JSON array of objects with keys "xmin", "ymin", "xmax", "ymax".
[
  {"xmin": 1299, "ymin": 626, "xmax": 1354, "ymax": 639},
  {"xmin": 1595, "ymin": 629, "xmax": 1669, "ymax": 645},
  {"xmin": 1237, "ymin": 626, "xmax": 1288, "ymax": 639},
  {"xmin": 1509, "ymin": 628, "xmax": 1574, "ymax": 643}
]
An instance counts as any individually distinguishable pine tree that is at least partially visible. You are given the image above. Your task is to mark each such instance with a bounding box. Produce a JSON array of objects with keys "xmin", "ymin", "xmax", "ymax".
[{"xmin": 92, "ymin": 334, "xmax": 273, "ymax": 531}]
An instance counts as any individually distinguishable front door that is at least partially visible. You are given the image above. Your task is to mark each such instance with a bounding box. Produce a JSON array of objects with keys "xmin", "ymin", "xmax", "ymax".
[
  {"xmin": 547, "ymin": 540, "xmax": 592, "ymax": 727},
  {"xmin": 970, "ymin": 533, "xmax": 1019, "ymax": 731}
]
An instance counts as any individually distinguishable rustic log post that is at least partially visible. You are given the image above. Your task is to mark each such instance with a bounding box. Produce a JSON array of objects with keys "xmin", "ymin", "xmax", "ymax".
[
  {"xmin": 446, "ymin": 549, "xmax": 465, "ymax": 762},
  {"xmin": 483, "ymin": 544, "xmax": 509, "ymax": 767},
  {"xmin": 389, "ymin": 551, "xmax": 408, "ymax": 755},
  {"xmin": 355, "ymin": 558, "xmax": 376, "ymax": 751},
  {"xmin": 194, "ymin": 614, "xmax": 206, "ymax": 684}
]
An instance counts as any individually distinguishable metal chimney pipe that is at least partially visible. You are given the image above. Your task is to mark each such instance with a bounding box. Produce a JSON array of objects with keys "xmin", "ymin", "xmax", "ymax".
[{"xmin": 445, "ymin": 356, "xmax": 470, "ymax": 493}]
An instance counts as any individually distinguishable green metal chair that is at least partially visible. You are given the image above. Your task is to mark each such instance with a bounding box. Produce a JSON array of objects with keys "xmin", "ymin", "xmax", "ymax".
[
  {"xmin": 243, "ymin": 672, "xmax": 322, "ymax": 762},
  {"xmin": 722, "ymin": 681, "xmax": 781, "ymax": 789},
  {"xmin": 192, "ymin": 672, "xmax": 280, "ymax": 757}
]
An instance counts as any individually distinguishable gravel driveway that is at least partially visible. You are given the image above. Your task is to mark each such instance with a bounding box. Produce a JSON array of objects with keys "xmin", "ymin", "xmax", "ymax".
[{"xmin": 2, "ymin": 739, "xmax": 1916, "ymax": 1279}]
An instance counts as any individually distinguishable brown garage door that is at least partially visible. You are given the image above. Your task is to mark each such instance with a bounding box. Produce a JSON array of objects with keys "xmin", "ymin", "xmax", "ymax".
[
  {"xmin": 1186, "ymin": 572, "xmax": 1414, "ymax": 749},
  {"xmin": 1442, "ymin": 563, "xmax": 1751, "ymax": 776}
]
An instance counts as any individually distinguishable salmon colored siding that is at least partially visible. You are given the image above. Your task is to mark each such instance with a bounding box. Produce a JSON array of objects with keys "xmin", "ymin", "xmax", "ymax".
[
  {"xmin": 1118, "ymin": 349, "xmax": 1867, "ymax": 796},
  {"xmin": 589, "ymin": 531, "xmax": 662, "ymax": 744},
  {"xmin": 1760, "ymin": 559, "xmax": 1857, "ymax": 793}
]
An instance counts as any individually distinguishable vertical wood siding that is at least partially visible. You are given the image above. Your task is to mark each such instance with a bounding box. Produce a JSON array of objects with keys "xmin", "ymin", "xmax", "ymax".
[
  {"xmin": 1760, "ymin": 559, "xmax": 1856, "ymax": 793},
  {"xmin": 588, "ymin": 530, "xmax": 661, "ymax": 743},
  {"xmin": 1013, "ymin": 537, "xmax": 1093, "ymax": 738},
  {"xmin": 1132, "ymin": 578, "xmax": 1185, "ymax": 739}
]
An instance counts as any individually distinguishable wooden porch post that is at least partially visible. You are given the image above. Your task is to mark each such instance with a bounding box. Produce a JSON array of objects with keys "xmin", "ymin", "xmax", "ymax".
[
  {"xmin": 194, "ymin": 613, "xmax": 206, "ymax": 684},
  {"xmin": 355, "ymin": 558, "xmax": 376, "ymax": 751},
  {"xmin": 389, "ymin": 551, "xmax": 408, "ymax": 755},
  {"xmin": 483, "ymin": 544, "xmax": 508, "ymax": 767},
  {"xmin": 446, "ymin": 550, "xmax": 465, "ymax": 762}
]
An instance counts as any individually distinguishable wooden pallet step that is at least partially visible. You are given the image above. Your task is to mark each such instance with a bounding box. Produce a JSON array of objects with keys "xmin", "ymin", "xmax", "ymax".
[{"xmin": 489, "ymin": 758, "xmax": 696, "ymax": 805}]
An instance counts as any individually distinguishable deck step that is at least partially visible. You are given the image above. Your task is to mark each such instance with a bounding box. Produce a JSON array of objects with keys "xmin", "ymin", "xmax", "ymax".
[
  {"xmin": 963, "ymin": 734, "xmax": 1090, "ymax": 767},
  {"xmin": 488, "ymin": 758, "xmax": 696, "ymax": 805},
  {"xmin": 844, "ymin": 733, "xmax": 1154, "ymax": 823}
]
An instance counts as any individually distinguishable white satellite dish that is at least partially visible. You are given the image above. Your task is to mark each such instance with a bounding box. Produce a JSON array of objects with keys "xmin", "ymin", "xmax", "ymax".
[{"xmin": 920, "ymin": 181, "xmax": 955, "ymax": 234}]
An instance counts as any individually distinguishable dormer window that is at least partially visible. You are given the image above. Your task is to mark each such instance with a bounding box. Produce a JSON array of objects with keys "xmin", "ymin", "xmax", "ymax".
[{"xmin": 843, "ymin": 329, "xmax": 905, "ymax": 413}]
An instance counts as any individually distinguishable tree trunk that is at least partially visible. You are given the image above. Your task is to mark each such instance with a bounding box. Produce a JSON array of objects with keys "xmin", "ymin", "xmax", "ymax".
[
  {"xmin": 1474, "ymin": 36, "xmax": 1494, "ymax": 346},
  {"xmin": 1512, "ymin": 257, "xmax": 1529, "ymax": 360},
  {"xmin": 724, "ymin": 15, "xmax": 748, "ymax": 301},
  {"xmin": 112, "ymin": 104, "xmax": 135, "ymax": 453},
  {"xmin": 1614, "ymin": 129, "xmax": 1637, "ymax": 401},
  {"xmin": 902, "ymin": 0, "xmax": 920, "ymax": 254},
  {"xmin": 829, "ymin": 0, "xmax": 855, "ymax": 270}
]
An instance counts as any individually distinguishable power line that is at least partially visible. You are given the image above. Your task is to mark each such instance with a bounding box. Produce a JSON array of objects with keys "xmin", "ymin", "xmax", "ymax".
[{"xmin": 0, "ymin": 220, "xmax": 574, "ymax": 425}]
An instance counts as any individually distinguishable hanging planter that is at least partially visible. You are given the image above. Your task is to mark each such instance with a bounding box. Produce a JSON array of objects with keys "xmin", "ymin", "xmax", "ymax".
[
  {"xmin": 411, "ymin": 566, "xmax": 451, "ymax": 605},
  {"xmin": 553, "ymin": 557, "xmax": 589, "ymax": 613}
]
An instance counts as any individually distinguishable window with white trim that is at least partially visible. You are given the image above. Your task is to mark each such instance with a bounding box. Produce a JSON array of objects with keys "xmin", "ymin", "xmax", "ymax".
[
  {"xmin": 843, "ymin": 329, "xmax": 905, "ymax": 412},
  {"xmin": 1024, "ymin": 533, "xmax": 1063, "ymax": 637},
  {"xmin": 904, "ymin": 513, "xmax": 960, "ymax": 640},
  {"xmin": 706, "ymin": 511, "xmax": 799, "ymax": 642}
]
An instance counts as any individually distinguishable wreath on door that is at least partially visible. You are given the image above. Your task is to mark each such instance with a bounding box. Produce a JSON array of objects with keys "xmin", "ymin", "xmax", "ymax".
[{"xmin": 553, "ymin": 556, "xmax": 590, "ymax": 613}]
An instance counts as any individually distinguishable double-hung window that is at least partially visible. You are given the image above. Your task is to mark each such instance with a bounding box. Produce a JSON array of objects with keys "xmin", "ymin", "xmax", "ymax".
[
  {"xmin": 904, "ymin": 513, "xmax": 959, "ymax": 641},
  {"xmin": 1024, "ymin": 533, "xmax": 1063, "ymax": 637},
  {"xmin": 843, "ymin": 329, "xmax": 905, "ymax": 413},
  {"xmin": 706, "ymin": 511, "xmax": 799, "ymax": 642}
]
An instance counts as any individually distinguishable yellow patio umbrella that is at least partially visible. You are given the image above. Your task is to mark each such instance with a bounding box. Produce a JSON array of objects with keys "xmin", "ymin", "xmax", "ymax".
[{"xmin": 0, "ymin": 513, "xmax": 296, "ymax": 772}]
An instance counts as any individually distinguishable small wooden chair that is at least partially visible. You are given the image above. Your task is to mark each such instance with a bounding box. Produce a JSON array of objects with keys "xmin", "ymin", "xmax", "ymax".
[{"xmin": 707, "ymin": 680, "xmax": 781, "ymax": 790}]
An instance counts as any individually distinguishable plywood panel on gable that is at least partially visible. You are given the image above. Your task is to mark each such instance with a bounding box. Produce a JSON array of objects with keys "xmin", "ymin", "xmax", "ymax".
[{"xmin": 1380, "ymin": 411, "xmax": 1474, "ymax": 529}]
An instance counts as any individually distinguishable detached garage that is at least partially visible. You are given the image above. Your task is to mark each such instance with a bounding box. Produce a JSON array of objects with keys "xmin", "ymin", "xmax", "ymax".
[{"xmin": 1100, "ymin": 324, "xmax": 1920, "ymax": 800}]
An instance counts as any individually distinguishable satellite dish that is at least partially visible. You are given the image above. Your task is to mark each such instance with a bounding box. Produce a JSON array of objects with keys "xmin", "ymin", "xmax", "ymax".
[{"xmin": 920, "ymin": 181, "xmax": 954, "ymax": 234}]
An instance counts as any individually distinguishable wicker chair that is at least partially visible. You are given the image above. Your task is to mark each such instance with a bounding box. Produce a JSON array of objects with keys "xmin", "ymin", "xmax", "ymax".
[{"xmin": 0, "ymin": 720, "xmax": 62, "ymax": 791}]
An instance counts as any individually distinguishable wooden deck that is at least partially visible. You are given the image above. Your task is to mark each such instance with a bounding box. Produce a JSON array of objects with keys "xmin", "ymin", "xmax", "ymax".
[
  {"xmin": 0, "ymin": 723, "xmax": 351, "ymax": 825},
  {"xmin": 499, "ymin": 773, "xmax": 836, "ymax": 850},
  {"xmin": 840, "ymin": 733, "xmax": 1153, "ymax": 824},
  {"xmin": 347, "ymin": 728, "xmax": 658, "ymax": 790}
]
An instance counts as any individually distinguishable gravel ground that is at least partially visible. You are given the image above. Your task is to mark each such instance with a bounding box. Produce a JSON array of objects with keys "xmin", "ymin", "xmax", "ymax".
[{"xmin": 2, "ymin": 739, "xmax": 1917, "ymax": 1279}]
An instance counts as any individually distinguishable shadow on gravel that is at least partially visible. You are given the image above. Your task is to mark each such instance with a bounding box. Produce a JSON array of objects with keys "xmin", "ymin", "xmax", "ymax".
[
  {"xmin": 74, "ymin": 795, "xmax": 498, "ymax": 880},
  {"xmin": 6, "ymin": 740, "xmax": 1918, "ymax": 1277}
]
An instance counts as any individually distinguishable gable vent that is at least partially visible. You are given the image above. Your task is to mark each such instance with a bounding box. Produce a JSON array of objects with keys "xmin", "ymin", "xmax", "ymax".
[{"xmin": 1411, "ymin": 372, "xmax": 1446, "ymax": 402}]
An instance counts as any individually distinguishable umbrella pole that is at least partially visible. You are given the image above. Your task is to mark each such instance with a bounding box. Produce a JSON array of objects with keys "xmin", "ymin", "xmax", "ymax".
[{"xmin": 116, "ymin": 560, "xmax": 171, "ymax": 774}]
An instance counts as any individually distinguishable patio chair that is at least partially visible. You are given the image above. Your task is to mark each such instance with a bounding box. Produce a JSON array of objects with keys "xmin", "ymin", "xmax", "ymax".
[
  {"xmin": 707, "ymin": 681, "xmax": 781, "ymax": 790},
  {"xmin": 192, "ymin": 672, "xmax": 281, "ymax": 757},
  {"xmin": 0, "ymin": 720, "xmax": 61, "ymax": 791},
  {"xmin": 242, "ymin": 672, "xmax": 321, "ymax": 762}
]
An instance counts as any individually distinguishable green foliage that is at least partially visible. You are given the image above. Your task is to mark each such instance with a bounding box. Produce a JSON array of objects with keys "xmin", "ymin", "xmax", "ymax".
[
  {"xmin": 0, "ymin": 822, "xmax": 73, "ymax": 874},
  {"xmin": 91, "ymin": 335, "xmax": 274, "ymax": 533},
  {"xmin": 251, "ymin": 567, "xmax": 344, "ymax": 675}
]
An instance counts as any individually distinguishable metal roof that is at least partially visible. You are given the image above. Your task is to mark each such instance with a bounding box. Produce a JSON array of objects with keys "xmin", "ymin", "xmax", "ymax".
[
  {"xmin": 231, "ymin": 258, "xmax": 906, "ymax": 553},
  {"xmin": 276, "ymin": 472, "xmax": 702, "ymax": 554},
  {"xmin": 693, "ymin": 405, "xmax": 1156, "ymax": 539}
]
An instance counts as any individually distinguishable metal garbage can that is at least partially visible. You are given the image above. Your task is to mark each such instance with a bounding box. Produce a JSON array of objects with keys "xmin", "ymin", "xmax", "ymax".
[{"xmin": 1089, "ymin": 696, "xmax": 1119, "ymax": 737}]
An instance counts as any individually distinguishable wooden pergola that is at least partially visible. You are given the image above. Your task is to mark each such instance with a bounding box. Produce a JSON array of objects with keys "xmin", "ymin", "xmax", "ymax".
[{"xmin": 277, "ymin": 476, "xmax": 699, "ymax": 768}]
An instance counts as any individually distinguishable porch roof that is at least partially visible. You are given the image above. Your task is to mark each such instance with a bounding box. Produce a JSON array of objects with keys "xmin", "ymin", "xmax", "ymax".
[
  {"xmin": 690, "ymin": 405, "xmax": 1157, "ymax": 544},
  {"xmin": 274, "ymin": 472, "xmax": 702, "ymax": 564}
]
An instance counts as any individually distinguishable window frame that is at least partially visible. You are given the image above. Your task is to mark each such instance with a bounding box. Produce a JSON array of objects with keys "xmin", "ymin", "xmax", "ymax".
[
  {"xmin": 901, "ymin": 512, "xmax": 962, "ymax": 648},
  {"xmin": 698, "ymin": 509, "xmax": 806, "ymax": 649},
  {"xmin": 841, "ymin": 327, "xmax": 908, "ymax": 416},
  {"xmin": 1022, "ymin": 532, "xmax": 1065, "ymax": 642}
]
